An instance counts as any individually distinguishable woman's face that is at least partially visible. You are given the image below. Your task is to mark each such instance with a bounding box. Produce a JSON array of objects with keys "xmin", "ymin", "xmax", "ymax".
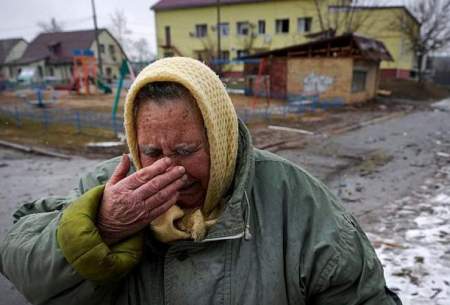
[{"xmin": 136, "ymin": 97, "xmax": 210, "ymax": 209}]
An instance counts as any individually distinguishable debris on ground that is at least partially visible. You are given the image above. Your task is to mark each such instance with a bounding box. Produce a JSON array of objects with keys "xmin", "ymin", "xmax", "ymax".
[{"xmin": 0, "ymin": 139, "xmax": 71, "ymax": 159}]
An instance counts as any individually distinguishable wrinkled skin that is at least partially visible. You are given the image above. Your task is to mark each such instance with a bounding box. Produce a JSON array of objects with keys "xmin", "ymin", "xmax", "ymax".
[
  {"xmin": 136, "ymin": 98, "xmax": 210, "ymax": 210},
  {"xmin": 98, "ymin": 155, "xmax": 187, "ymax": 245},
  {"xmin": 97, "ymin": 97, "xmax": 209, "ymax": 245}
]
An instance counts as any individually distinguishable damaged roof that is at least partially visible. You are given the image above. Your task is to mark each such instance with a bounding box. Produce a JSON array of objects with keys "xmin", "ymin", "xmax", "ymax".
[{"xmin": 241, "ymin": 33, "xmax": 393, "ymax": 61}]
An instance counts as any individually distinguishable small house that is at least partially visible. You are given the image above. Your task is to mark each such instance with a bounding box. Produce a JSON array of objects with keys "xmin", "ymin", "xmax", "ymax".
[
  {"xmin": 14, "ymin": 29, "xmax": 128, "ymax": 84},
  {"xmin": 243, "ymin": 33, "xmax": 393, "ymax": 104},
  {"xmin": 0, "ymin": 38, "xmax": 28, "ymax": 81}
]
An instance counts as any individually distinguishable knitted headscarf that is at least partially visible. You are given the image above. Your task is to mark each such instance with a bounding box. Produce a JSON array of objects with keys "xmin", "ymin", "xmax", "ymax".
[{"xmin": 124, "ymin": 57, "xmax": 238, "ymax": 243}]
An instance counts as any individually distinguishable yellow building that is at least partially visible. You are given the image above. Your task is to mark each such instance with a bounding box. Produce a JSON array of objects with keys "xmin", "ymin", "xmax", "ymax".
[{"xmin": 152, "ymin": 0, "xmax": 419, "ymax": 79}]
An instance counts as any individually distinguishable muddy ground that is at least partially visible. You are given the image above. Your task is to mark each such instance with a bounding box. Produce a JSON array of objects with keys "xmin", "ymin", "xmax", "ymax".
[{"xmin": 0, "ymin": 101, "xmax": 449, "ymax": 304}]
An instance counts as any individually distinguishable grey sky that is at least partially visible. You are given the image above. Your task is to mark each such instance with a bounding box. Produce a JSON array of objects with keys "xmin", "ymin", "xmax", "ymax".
[
  {"xmin": 0, "ymin": 0, "xmax": 408, "ymax": 56},
  {"xmin": 0, "ymin": 0, "xmax": 159, "ymax": 53}
]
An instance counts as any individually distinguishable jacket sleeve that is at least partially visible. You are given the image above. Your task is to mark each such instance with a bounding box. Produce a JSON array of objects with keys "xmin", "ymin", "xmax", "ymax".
[
  {"xmin": 308, "ymin": 214, "xmax": 401, "ymax": 305},
  {"xmin": 0, "ymin": 209, "xmax": 111, "ymax": 305},
  {"xmin": 0, "ymin": 156, "xmax": 142, "ymax": 304}
]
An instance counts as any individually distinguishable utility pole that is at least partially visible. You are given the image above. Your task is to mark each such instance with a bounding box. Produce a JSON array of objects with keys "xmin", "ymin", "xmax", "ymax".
[
  {"xmin": 216, "ymin": 0, "xmax": 222, "ymax": 75},
  {"xmin": 91, "ymin": 0, "xmax": 104, "ymax": 80}
]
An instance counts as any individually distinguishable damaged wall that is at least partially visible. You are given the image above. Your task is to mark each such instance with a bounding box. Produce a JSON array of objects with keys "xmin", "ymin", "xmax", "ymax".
[{"xmin": 287, "ymin": 57, "xmax": 380, "ymax": 104}]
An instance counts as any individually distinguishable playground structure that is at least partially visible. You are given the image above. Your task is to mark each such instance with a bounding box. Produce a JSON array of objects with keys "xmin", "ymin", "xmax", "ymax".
[
  {"xmin": 15, "ymin": 87, "xmax": 61, "ymax": 108},
  {"xmin": 71, "ymin": 49, "xmax": 112, "ymax": 95}
]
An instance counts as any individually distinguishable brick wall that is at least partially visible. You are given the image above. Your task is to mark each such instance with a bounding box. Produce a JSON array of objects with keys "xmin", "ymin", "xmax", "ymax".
[
  {"xmin": 268, "ymin": 58, "xmax": 287, "ymax": 99},
  {"xmin": 287, "ymin": 57, "xmax": 380, "ymax": 104},
  {"xmin": 381, "ymin": 69, "xmax": 411, "ymax": 79},
  {"xmin": 287, "ymin": 57, "xmax": 353, "ymax": 101}
]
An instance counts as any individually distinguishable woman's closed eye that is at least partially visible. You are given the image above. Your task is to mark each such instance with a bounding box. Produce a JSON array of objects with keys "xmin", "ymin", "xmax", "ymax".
[
  {"xmin": 141, "ymin": 145, "xmax": 200, "ymax": 158},
  {"xmin": 175, "ymin": 146, "xmax": 198, "ymax": 156},
  {"xmin": 142, "ymin": 147, "xmax": 162, "ymax": 158}
]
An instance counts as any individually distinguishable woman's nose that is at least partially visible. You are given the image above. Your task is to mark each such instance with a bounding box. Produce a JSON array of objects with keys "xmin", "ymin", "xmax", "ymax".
[{"xmin": 163, "ymin": 155, "xmax": 182, "ymax": 167}]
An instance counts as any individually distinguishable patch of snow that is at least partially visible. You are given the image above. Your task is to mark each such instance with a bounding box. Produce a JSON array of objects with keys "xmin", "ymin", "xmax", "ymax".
[
  {"xmin": 432, "ymin": 194, "xmax": 450, "ymax": 204},
  {"xmin": 368, "ymin": 166, "xmax": 450, "ymax": 305}
]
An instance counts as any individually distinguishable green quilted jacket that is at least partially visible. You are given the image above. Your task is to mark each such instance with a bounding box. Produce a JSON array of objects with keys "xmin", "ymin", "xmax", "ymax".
[{"xmin": 0, "ymin": 122, "xmax": 401, "ymax": 305}]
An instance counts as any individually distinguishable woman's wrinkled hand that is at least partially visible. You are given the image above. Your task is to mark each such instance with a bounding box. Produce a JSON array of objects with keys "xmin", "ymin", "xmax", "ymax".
[{"xmin": 97, "ymin": 154, "xmax": 187, "ymax": 245}]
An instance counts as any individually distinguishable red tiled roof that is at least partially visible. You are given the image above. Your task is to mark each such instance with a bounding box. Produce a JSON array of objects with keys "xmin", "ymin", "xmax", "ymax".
[
  {"xmin": 152, "ymin": 0, "xmax": 268, "ymax": 11},
  {"xmin": 17, "ymin": 29, "xmax": 104, "ymax": 65}
]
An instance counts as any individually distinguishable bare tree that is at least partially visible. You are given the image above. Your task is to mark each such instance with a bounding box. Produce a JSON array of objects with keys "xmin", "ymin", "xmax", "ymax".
[
  {"xmin": 391, "ymin": 0, "xmax": 450, "ymax": 82},
  {"xmin": 109, "ymin": 10, "xmax": 133, "ymax": 52},
  {"xmin": 191, "ymin": 23, "xmax": 258, "ymax": 74},
  {"xmin": 311, "ymin": 0, "xmax": 382, "ymax": 38},
  {"xmin": 130, "ymin": 38, "xmax": 154, "ymax": 62},
  {"xmin": 37, "ymin": 18, "xmax": 64, "ymax": 33}
]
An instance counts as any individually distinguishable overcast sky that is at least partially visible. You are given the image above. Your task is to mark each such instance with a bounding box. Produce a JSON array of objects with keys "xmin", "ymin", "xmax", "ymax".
[
  {"xmin": 0, "ymin": 0, "xmax": 408, "ymax": 55},
  {"xmin": 0, "ymin": 0, "xmax": 159, "ymax": 53}
]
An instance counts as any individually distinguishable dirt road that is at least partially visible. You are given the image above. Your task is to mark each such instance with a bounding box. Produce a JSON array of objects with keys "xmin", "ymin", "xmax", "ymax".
[
  {"xmin": 0, "ymin": 149, "xmax": 99, "ymax": 305},
  {"xmin": 278, "ymin": 107, "xmax": 450, "ymax": 304},
  {"xmin": 0, "ymin": 105, "xmax": 449, "ymax": 304}
]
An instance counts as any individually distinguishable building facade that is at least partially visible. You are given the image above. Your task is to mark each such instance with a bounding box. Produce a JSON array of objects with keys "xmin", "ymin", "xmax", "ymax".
[
  {"xmin": 0, "ymin": 38, "xmax": 28, "ymax": 81},
  {"xmin": 152, "ymin": 0, "xmax": 419, "ymax": 78},
  {"xmin": 13, "ymin": 29, "xmax": 127, "ymax": 84},
  {"xmin": 244, "ymin": 34, "xmax": 392, "ymax": 103}
]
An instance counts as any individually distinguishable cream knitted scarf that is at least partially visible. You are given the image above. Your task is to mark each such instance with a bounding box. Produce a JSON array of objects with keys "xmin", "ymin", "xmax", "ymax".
[{"xmin": 124, "ymin": 57, "xmax": 238, "ymax": 243}]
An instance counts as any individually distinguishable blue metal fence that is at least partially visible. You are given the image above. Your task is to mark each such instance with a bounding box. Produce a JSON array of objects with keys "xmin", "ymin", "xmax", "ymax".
[
  {"xmin": 0, "ymin": 97, "xmax": 347, "ymax": 133},
  {"xmin": 237, "ymin": 97, "xmax": 346, "ymax": 123},
  {"xmin": 0, "ymin": 105, "xmax": 124, "ymax": 134}
]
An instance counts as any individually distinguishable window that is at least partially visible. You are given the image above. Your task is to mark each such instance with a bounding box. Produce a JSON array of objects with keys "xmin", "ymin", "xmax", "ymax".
[
  {"xmin": 297, "ymin": 17, "xmax": 312, "ymax": 33},
  {"xmin": 275, "ymin": 19, "xmax": 289, "ymax": 34},
  {"xmin": 37, "ymin": 66, "xmax": 43, "ymax": 78},
  {"xmin": 99, "ymin": 44, "xmax": 105, "ymax": 53},
  {"xmin": 165, "ymin": 26, "xmax": 171, "ymax": 46},
  {"xmin": 48, "ymin": 42, "xmax": 61, "ymax": 55},
  {"xmin": 352, "ymin": 70, "xmax": 367, "ymax": 92},
  {"xmin": 218, "ymin": 23, "xmax": 229, "ymax": 36},
  {"xmin": 237, "ymin": 22, "xmax": 250, "ymax": 35},
  {"xmin": 110, "ymin": 44, "xmax": 117, "ymax": 62},
  {"xmin": 48, "ymin": 67, "xmax": 54, "ymax": 77},
  {"xmin": 109, "ymin": 45, "xmax": 116, "ymax": 54},
  {"xmin": 237, "ymin": 50, "xmax": 249, "ymax": 58},
  {"xmin": 195, "ymin": 24, "xmax": 208, "ymax": 38},
  {"xmin": 258, "ymin": 20, "xmax": 266, "ymax": 34}
]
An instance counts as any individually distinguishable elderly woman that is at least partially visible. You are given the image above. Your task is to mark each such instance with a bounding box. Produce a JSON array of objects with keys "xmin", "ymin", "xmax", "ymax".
[{"xmin": 0, "ymin": 58, "xmax": 400, "ymax": 305}]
